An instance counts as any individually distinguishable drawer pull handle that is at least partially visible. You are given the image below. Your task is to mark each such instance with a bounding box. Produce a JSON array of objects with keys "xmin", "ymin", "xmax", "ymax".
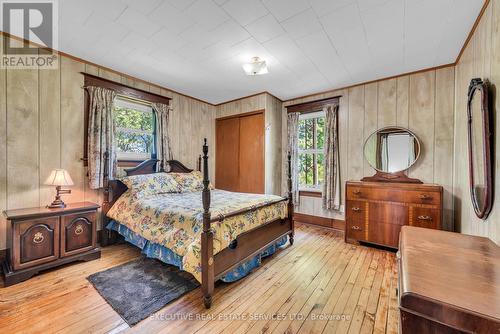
[
  {"xmin": 419, "ymin": 194, "xmax": 432, "ymax": 200},
  {"xmin": 353, "ymin": 190, "xmax": 361, "ymax": 195},
  {"xmin": 33, "ymin": 232, "xmax": 44, "ymax": 244},
  {"xmin": 417, "ymin": 215, "xmax": 432, "ymax": 221},
  {"xmin": 351, "ymin": 207, "xmax": 361, "ymax": 212},
  {"xmin": 351, "ymin": 226, "xmax": 361, "ymax": 230},
  {"xmin": 75, "ymin": 224, "xmax": 84, "ymax": 235}
]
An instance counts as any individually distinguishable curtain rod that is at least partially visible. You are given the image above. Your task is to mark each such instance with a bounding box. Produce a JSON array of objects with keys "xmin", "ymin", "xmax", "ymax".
[
  {"xmin": 286, "ymin": 95, "xmax": 342, "ymax": 114},
  {"xmin": 286, "ymin": 95, "xmax": 342, "ymax": 109}
]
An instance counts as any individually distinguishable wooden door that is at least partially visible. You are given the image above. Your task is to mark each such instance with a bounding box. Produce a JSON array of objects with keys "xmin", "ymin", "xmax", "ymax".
[
  {"xmin": 216, "ymin": 117, "xmax": 240, "ymax": 191},
  {"xmin": 238, "ymin": 113, "xmax": 264, "ymax": 193}
]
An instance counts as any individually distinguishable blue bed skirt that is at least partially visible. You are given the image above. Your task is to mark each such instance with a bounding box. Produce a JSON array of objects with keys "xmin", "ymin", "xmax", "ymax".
[{"xmin": 106, "ymin": 221, "xmax": 288, "ymax": 282}]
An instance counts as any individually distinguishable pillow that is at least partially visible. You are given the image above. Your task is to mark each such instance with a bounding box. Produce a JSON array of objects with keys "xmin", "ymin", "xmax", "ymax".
[
  {"xmin": 170, "ymin": 171, "xmax": 213, "ymax": 192},
  {"xmin": 120, "ymin": 173, "xmax": 181, "ymax": 198}
]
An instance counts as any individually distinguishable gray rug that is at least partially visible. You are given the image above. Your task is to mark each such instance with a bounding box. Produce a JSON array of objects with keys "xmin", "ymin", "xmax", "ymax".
[{"xmin": 87, "ymin": 257, "xmax": 199, "ymax": 326}]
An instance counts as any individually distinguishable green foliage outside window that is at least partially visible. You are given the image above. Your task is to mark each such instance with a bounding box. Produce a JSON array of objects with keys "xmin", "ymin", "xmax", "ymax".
[
  {"xmin": 298, "ymin": 114, "xmax": 325, "ymax": 189},
  {"xmin": 114, "ymin": 106, "xmax": 154, "ymax": 155}
]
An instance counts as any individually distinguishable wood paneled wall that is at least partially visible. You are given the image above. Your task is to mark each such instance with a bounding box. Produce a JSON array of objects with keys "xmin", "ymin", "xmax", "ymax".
[
  {"xmin": 282, "ymin": 68, "xmax": 456, "ymax": 230},
  {"xmin": 454, "ymin": 0, "xmax": 500, "ymax": 244},
  {"xmin": 216, "ymin": 93, "xmax": 282, "ymax": 195},
  {"xmin": 0, "ymin": 35, "xmax": 216, "ymax": 250},
  {"xmin": 216, "ymin": 94, "xmax": 266, "ymax": 119}
]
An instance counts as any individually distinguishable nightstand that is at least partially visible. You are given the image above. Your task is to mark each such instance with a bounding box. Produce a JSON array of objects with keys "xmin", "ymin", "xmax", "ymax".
[{"xmin": 2, "ymin": 202, "xmax": 101, "ymax": 286}]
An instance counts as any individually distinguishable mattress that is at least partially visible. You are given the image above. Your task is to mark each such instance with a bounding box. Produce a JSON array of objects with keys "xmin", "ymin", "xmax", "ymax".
[{"xmin": 107, "ymin": 189, "xmax": 288, "ymax": 281}]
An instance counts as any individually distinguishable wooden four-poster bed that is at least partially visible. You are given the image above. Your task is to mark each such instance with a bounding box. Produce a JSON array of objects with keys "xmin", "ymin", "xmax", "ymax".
[{"xmin": 101, "ymin": 139, "xmax": 294, "ymax": 308}]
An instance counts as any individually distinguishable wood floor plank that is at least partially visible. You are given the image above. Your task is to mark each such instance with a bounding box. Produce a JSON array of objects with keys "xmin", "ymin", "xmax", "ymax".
[
  {"xmin": 0, "ymin": 224, "xmax": 398, "ymax": 334},
  {"xmin": 373, "ymin": 253, "xmax": 393, "ymax": 334},
  {"xmin": 242, "ymin": 237, "xmax": 349, "ymax": 334},
  {"xmin": 385, "ymin": 256, "xmax": 399, "ymax": 334},
  {"xmin": 206, "ymin": 233, "xmax": 339, "ymax": 334},
  {"xmin": 322, "ymin": 249, "xmax": 375, "ymax": 334},
  {"xmin": 271, "ymin": 242, "xmax": 355, "ymax": 334},
  {"xmin": 135, "ymin": 225, "xmax": 330, "ymax": 334},
  {"xmin": 254, "ymin": 241, "xmax": 351, "ymax": 334},
  {"xmin": 296, "ymin": 248, "xmax": 367, "ymax": 333}
]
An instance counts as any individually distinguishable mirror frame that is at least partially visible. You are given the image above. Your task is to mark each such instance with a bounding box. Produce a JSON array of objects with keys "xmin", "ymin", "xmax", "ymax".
[
  {"xmin": 467, "ymin": 78, "xmax": 493, "ymax": 220},
  {"xmin": 361, "ymin": 126, "xmax": 423, "ymax": 184}
]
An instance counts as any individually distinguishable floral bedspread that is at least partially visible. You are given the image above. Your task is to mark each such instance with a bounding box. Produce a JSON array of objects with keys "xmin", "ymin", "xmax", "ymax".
[{"xmin": 107, "ymin": 190, "xmax": 288, "ymax": 281}]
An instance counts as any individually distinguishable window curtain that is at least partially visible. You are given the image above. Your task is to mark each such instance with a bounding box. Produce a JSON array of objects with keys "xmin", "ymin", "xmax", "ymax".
[
  {"xmin": 322, "ymin": 103, "xmax": 340, "ymax": 210},
  {"xmin": 87, "ymin": 86, "xmax": 117, "ymax": 190},
  {"xmin": 287, "ymin": 112, "xmax": 300, "ymax": 205},
  {"xmin": 152, "ymin": 103, "xmax": 173, "ymax": 171}
]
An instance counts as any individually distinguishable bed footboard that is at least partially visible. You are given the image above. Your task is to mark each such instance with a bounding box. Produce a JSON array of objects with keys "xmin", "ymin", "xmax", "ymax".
[{"xmin": 200, "ymin": 140, "xmax": 294, "ymax": 309}]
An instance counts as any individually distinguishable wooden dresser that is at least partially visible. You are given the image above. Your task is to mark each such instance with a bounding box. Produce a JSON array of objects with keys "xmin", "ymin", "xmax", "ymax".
[
  {"xmin": 2, "ymin": 202, "xmax": 100, "ymax": 286},
  {"xmin": 399, "ymin": 226, "xmax": 500, "ymax": 333},
  {"xmin": 345, "ymin": 181, "xmax": 443, "ymax": 248}
]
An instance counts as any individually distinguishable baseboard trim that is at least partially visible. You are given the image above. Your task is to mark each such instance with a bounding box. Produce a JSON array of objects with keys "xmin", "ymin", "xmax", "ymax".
[{"xmin": 294, "ymin": 213, "xmax": 345, "ymax": 231}]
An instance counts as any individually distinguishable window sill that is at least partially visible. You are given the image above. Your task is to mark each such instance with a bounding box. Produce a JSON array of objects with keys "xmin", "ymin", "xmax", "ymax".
[
  {"xmin": 118, "ymin": 159, "xmax": 146, "ymax": 168},
  {"xmin": 299, "ymin": 190, "xmax": 322, "ymax": 198}
]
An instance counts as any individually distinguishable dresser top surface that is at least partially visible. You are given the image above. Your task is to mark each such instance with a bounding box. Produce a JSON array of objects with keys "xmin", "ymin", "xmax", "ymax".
[
  {"xmin": 4, "ymin": 202, "xmax": 100, "ymax": 220},
  {"xmin": 400, "ymin": 226, "xmax": 500, "ymax": 321},
  {"xmin": 347, "ymin": 180, "xmax": 442, "ymax": 191}
]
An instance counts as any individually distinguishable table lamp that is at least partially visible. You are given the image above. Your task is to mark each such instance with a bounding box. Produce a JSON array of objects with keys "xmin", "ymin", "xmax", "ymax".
[{"xmin": 44, "ymin": 169, "xmax": 74, "ymax": 208}]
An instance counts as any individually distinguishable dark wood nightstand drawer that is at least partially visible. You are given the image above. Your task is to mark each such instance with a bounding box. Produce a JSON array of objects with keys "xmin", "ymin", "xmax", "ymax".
[
  {"xmin": 13, "ymin": 217, "xmax": 60, "ymax": 270},
  {"xmin": 61, "ymin": 211, "xmax": 96, "ymax": 257}
]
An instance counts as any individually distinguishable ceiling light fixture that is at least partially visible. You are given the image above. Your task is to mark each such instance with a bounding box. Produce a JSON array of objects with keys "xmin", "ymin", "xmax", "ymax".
[{"xmin": 242, "ymin": 57, "xmax": 268, "ymax": 75}]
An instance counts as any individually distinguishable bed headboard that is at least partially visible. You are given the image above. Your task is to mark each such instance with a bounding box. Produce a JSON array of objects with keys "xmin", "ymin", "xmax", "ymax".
[{"xmin": 101, "ymin": 158, "xmax": 200, "ymax": 245}]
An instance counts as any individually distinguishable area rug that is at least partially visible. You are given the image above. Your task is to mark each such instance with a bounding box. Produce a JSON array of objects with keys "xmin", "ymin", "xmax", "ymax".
[{"xmin": 87, "ymin": 257, "xmax": 199, "ymax": 326}]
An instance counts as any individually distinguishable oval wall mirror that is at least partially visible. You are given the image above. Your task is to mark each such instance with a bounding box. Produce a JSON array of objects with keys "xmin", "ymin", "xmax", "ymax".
[
  {"xmin": 362, "ymin": 127, "xmax": 422, "ymax": 183},
  {"xmin": 467, "ymin": 78, "xmax": 493, "ymax": 219}
]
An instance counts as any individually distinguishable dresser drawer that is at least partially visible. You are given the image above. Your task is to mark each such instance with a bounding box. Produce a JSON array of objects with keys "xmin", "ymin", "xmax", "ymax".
[
  {"xmin": 12, "ymin": 217, "xmax": 60, "ymax": 270},
  {"xmin": 410, "ymin": 207, "xmax": 441, "ymax": 230},
  {"xmin": 347, "ymin": 186, "xmax": 406, "ymax": 203},
  {"xmin": 346, "ymin": 201, "xmax": 366, "ymax": 222},
  {"xmin": 347, "ymin": 186, "xmax": 440, "ymax": 205},
  {"xmin": 346, "ymin": 220, "xmax": 366, "ymax": 242},
  {"xmin": 60, "ymin": 211, "xmax": 96, "ymax": 257},
  {"xmin": 405, "ymin": 191, "xmax": 441, "ymax": 205}
]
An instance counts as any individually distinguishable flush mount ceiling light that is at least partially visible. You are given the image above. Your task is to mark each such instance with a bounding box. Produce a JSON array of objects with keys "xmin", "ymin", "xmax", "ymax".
[{"xmin": 242, "ymin": 57, "xmax": 268, "ymax": 75}]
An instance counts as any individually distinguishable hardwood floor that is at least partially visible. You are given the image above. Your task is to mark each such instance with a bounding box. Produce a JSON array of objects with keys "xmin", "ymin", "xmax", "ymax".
[{"xmin": 0, "ymin": 224, "xmax": 399, "ymax": 334}]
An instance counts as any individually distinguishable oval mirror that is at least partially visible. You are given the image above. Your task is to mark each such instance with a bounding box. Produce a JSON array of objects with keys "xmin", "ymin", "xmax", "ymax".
[
  {"xmin": 363, "ymin": 127, "xmax": 420, "ymax": 174},
  {"xmin": 467, "ymin": 78, "xmax": 493, "ymax": 219}
]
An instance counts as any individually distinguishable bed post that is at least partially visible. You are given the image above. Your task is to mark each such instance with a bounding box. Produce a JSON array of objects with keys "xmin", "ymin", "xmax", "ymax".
[
  {"xmin": 287, "ymin": 152, "xmax": 295, "ymax": 245},
  {"xmin": 100, "ymin": 151, "xmax": 112, "ymax": 246},
  {"xmin": 201, "ymin": 139, "xmax": 214, "ymax": 309}
]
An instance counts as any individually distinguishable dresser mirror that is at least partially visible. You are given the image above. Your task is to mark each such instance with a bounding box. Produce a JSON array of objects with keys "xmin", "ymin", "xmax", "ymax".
[
  {"xmin": 467, "ymin": 78, "xmax": 493, "ymax": 219},
  {"xmin": 362, "ymin": 127, "xmax": 422, "ymax": 183}
]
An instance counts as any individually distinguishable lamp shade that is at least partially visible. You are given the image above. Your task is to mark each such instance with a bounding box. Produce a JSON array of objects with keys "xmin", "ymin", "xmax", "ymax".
[{"xmin": 44, "ymin": 169, "xmax": 74, "ymax": 186}]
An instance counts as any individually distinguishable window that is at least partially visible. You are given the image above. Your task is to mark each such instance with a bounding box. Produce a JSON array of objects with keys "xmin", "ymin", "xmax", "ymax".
[
  {"xmin": 298, "ymin": 111, "xmax": 325, "ymax": 190},
  {"xmin": 114, "ymin": 96, "xmax": 156, "ymax": 161}
]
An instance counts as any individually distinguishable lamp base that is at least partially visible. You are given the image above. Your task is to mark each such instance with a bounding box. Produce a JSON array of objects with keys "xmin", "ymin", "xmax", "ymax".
[
  {"xmin": 47, "ymin": 186, "xmax": 71, "ymax": 209},
  {"xmin": 47, "ymin": 199, "xmax": 67, "ymax": 209}
]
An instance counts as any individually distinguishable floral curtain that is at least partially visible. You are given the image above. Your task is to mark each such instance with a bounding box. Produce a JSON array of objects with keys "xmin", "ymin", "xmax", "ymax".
[
  {"xmin": 88, "ymin": 86, "xmax": 117, "ymax": 189},
  {"xmin": 287, "ymin": 112, "xmax": 300, "ymax": 205},
  {"xmin": 152, "ymin": 103, "xmax": 173, "ymax": 171},
  {"xmin": 322, "ymin": 103, "xmax": 340, "ymax": 210}
]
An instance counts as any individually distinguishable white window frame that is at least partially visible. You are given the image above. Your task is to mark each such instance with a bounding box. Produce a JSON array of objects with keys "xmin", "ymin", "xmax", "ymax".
[
  {"xmin": 114, "ymin": 96, "xmax": 155, "ymax": 161},
  {"xmin": 298, "ymin": 110, "xmax": 325, "ymax": 191}
]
